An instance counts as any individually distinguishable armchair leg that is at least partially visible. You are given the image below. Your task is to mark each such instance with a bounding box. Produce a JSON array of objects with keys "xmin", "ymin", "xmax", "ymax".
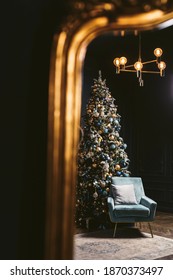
[
  {"xmin": 113, "ymin": 223, "xmax": 117, "ymax": 238},
  {"xmin": 148, "ymin": 222, "xmax": 153, "ymax": 238}
]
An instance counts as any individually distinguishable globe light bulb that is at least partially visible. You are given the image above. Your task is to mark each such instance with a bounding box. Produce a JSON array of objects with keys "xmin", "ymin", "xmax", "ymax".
[
  {"xmin": 154, "ymin": 48, "xmax": 163, "ymax": 57},
  {"xmin": 158, "ymin": 61, "xmax": 166, "ymax": 70},
  {"xmin": 113, "ymin": 57, "xmax": 120, "ymax": 66},
  {"xmin": 134, "ymin": 61, "xmax": 143, "ymax": 71},
  {"xmin": 119, "ymin": 56, "xmax": 127, "ymax": 66},
  {"xmin": 158, "ymin": 61, "xmax": 166, "ymax": 77}
]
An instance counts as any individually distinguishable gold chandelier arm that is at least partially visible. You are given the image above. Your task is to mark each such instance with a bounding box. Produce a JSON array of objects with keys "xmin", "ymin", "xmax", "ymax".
[
  {"xmin": 141, "ymin": 70, "xmax": 160, "ymax": 74},
  {"xmin": 125, "ymin": 64, "xmax": 137, "ymax": 68},
  {"xmin": 120, "ymin": 69, "xmax": 160, "ymax": 74},
  {"xmin": 139, "ymin": 32, "xmax": 141, "ymax": 61},
  {"xmin": 120, "ymin": 69, "xmax": 136, "ymax": 72},
  {"xmin": 124, "ymin": 59, "xmax": 157, "ymax": 69},
  {"xmin": 142, "ymin": 59, "xmax": 157, "ymax": 65}
]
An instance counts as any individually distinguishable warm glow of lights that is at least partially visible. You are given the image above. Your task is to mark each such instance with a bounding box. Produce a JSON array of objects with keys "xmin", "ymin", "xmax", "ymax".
[
  {"xmin": 120, "ymin": 56, "xmax": 127, "ymax": 65},
  {"xmin": 113, "ymin": 58, "xmax": 120, "ymax": 66},
  {"xmin": 116, "ymin": 10, "xmax": 163, "ymax": 26},
  {"xmin": 103, "ymin": 3, "xmax": 114, "ymax": 11},
  {"xmin": 113, "ymin": 36, "xmax": 166, "ymax": 86},
  {"xmin": 154, "ymin": 48, "xmax": 163, "ymax": 57},
  {"xmin": 158, "ymin": 61, "xmax": 166, "ymax": 70},
  {"xmin": 134, "ymin": 61, "xmax": 143, "ymax": 71}
]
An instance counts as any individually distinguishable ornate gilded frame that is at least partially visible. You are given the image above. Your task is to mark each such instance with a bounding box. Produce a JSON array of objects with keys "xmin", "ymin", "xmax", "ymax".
[{"xmin": 45, "ymin": 1, "xmax": 173, "ymax": 259}]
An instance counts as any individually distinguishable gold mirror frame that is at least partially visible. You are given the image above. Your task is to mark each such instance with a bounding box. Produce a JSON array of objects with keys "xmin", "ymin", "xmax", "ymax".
[{"xmin": 45, "ymin": 5, "xmax": 173, "ymax": 259}]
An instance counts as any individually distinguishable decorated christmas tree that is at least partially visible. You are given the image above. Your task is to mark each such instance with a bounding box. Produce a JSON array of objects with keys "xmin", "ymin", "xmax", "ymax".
[{"xmin": 76, "ymin": 71, "xmax": 130, "ymax": 229}]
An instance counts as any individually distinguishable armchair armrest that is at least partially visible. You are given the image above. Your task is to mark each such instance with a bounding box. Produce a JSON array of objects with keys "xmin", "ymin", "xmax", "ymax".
[
  {"xmin": 140, "ymin": 196, "xmax": 157, "ymax": 220},
  {"xmin": 107, "ymin": 196, "xmax": 115, "ymax": 222},
  {"xmin": 107, "ymin": 196, "xmax": 114, "ymax": 211}
]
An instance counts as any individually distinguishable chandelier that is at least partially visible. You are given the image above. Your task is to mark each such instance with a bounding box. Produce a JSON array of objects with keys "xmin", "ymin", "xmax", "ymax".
[{"xmin": 113, "ymin": 33, "xmax": 166, "ymax": 86}]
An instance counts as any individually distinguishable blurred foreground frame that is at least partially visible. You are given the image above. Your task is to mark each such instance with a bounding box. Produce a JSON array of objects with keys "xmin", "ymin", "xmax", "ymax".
[{"xmin": 45, "ymin": 0, "xmax": 173, "ymax": 260}]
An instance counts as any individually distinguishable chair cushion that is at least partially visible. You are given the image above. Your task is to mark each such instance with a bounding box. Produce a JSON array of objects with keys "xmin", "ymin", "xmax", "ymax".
[
  {"xmin": 111, "ymin": 177, "xmax": 145, "ymax": 204},
  {"xmin": 113, "ymin": 204, "xmax": 150, "ymax": 218},
  {"xmin": 111, "ymin": 184, "xmax": 137, "ymax": 205}
]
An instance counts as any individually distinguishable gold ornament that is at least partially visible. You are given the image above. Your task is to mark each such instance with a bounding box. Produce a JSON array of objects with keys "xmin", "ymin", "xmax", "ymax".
[
  {"xmin": 93, "ymin": 192, "xmax": 98, "ymax": 199},
  {"xmin": 88, "ymin": 119, "xmax": 93, "ymax": 124},
  {"xmin": 92, "ymin": 163, "xmax": 97, "ymax": 168},
  {"xmin": 115, "ymin": 164, "xmax": 121, "ymax": 170},
  {"xmin": 109, "ymin": 135, "xmax": 115, "ymax": 140},
  {"xmin": 94, "ymin": 112, "xmax": 99, "ymax": 117},
  {"xmin": 100, "ymin": 180, "xmax": 106, "ymax": 188}
]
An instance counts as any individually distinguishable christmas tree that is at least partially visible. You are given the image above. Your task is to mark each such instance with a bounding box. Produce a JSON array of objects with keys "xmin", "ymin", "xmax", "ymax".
[{"xmin": 76, "ymin": 71, "xmax": 130, "ymax": 229}]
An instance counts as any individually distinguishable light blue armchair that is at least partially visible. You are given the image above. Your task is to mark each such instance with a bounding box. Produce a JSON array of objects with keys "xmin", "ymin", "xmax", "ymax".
[{"xmin": 107, "ymin": 177, "xmax": 157, "ymax": 237}]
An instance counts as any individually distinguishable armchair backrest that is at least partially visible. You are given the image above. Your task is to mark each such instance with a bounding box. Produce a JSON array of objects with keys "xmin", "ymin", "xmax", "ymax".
[{"xmin": 111, "ymin": 177, "xmax": 145, "ymax": 204}]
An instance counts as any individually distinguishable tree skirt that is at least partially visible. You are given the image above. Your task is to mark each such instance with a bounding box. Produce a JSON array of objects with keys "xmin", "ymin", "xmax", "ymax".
[{"xmin": 74, "ymin": 229, "xmax": 173, "ymax": 260}]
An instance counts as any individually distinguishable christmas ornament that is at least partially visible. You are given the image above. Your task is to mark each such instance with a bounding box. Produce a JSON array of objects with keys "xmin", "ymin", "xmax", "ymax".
[
  {"xmin": 93, "ymin": 192, "xmax": 98, "ymax": 199},
  {"xmin": 109, "ymin": 134, "xmax": 115, "ymax": 140},
  {"xmin": 102, "ymin": 191, "xmax": 108, "ymax": 197},
  {"xmin": 100, "ymin": 180, "xmax": 106, "ymax": 188},
  {"xmin": 115, "ymin": 164, "xmax": 121, "ymax": 170},
  {"xmin": 116, "ymin": 171, "xmax": 122, "ymax": 176},
  {"xmin": 76, "ymin": 71, "xmax": 130, "ymax": 229},
  {"xmin": 110, "ymin": 143, "xmax": 116, "ymax": 150},
  {"xmin": 106, "ymin": 175, "xmax": 112, "ymax": 180}
]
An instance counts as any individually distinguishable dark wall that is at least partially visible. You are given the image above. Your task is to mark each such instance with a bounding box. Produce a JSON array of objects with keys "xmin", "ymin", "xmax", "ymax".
[
  {"xmin": 0, "ymin": 0, "xmax": 68, "ymax": 260},
  {"xmin": 83, "ymin": 26, "xmax": 173, "ymax": 213}
]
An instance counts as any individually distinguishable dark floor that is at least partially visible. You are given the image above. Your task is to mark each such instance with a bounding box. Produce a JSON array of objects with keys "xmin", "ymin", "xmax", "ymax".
[
  {"xmin": 141, "ymin": 211, "xmax": 173, "ymax": 239},
  {"xmin": 76, "ymin": 211, "xmax": 173, "ymax": 237},
  {"xmin": 75, "ymin": 211, "xmax": 173, "ymax": 259},
  {"xmin": 142, "ymin": 211, "xmax": 173, "ymax": 259}
]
